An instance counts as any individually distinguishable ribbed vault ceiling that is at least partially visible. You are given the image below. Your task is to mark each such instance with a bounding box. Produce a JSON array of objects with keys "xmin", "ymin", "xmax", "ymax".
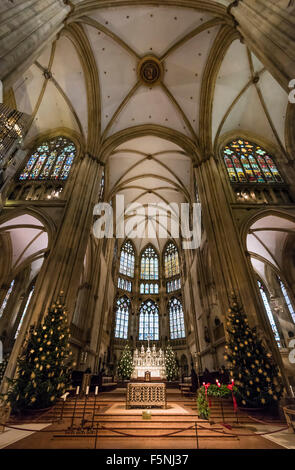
[{"xmin": 11, "ymin": 1, "xmax": 290, "ymax": 251}]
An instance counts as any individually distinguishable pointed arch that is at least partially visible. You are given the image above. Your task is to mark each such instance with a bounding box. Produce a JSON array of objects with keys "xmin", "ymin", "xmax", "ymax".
[
  {"xmin": 163, "ymin": 241, "xmax": 180, "ymax": 279},
  {"xmin": 119, "ymin": 240, "xmax": 135, "ymax": 278},
  {"xmin": 168, "ymin": 297, "xmax": 185, "ymax": 340},
  {"xmin": 138, "ymin": 299, "xmax": 159, "ymax": 341},
  {"xmin": 114, "ymin": 295, "xmax": 131, "ymax": 339},
  {"xmin": 140, "ymin": 244, "xmax": 159, "ymax": 281}
]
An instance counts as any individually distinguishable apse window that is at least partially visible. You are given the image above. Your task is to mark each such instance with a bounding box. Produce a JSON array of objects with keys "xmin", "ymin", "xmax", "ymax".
[
  {"xmin": 223, "ymin": 139, "xmax": 283, "ymax": 184},
  {"xmin": 138, "ymin": 300, "xmax": 159, "ymax": 341},
  {"xmin": 140, "ymin": 245, "xmax": 159, "ymax": 280},
  {"xmin": 119, "ymin": 241, "xmax": 135, "ymax": 278},
  {"xmin": 169, "ymin": 297, "xmax": 185, "ymax": 340},
  {"xmin": 118, "ymin": 277, "xmax": 132, "ymax": 293},
  {"xmin": 139, "ymin": 282, "xmax": 159, "ymax": 295},
  {"xmin": 19, "ymin": 136, "xmax": 76, "ymax": 181},
  {"xmin": 114, "ymin": 296, "xmax": 130, "ymax": 339}
]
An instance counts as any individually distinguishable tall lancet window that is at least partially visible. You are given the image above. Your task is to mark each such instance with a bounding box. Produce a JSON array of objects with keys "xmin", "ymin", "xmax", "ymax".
[
  {"xmin": 139, "ymin": 300, "xmax": 159, "ymax": 341},
  {"xmin": 140, "ymin": 245, "xmax": 159, "ymax": 280},
  {"xmin": 0, "ymin": 280, "xmax": 15, "ymax": 318},
  {"xmin": 14, "ymin": 285, "xmax": 35, "ymax": 339},
  {"xmin": 169, "ymin": 298, "xmax": 185, "ymax": 340},
  {"xmin": 119, "ymin": 240, "xmax": 135, "ymax": 278},
  {"xmin": 164, "ymin": 242, "xmax": 180, "ymax": 278},
  {"xmin": 223, "ymin": 139, "xmax": 283, "ymax": 184},
  {"xmin": 114, "ymin": 296, "xmax": 130, "ymax": 339},
  {"xmin": 257, "ymin": 280, "xmax": 282, "ymax": 348},
  {"xmin": 19, "ymin": 136, "xmax": 76, "ymax": 180},
  {"xmin": 164, "ymin": 241, "xmax": 181, "ymax": 293},
  {"xmin": 278, "ymin": 277, "xmax": 295, "ymax": 323}
]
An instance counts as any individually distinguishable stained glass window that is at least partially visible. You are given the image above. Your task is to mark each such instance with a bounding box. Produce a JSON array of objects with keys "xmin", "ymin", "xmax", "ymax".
[
  {"xmin": 164, "ymin": 242, "xmax": 180, "ymax": 278},
  {"xmin": 167, "ymin": 278, "xmax": 181, "ymax": 294},
  {"xmin": 140, "ymin": 283, "xmax": 159, "ymax": 295},
  {"xmin": 258, "ymin": 281, "xmax": 281, "ymax": 348},
  {"xmin": 0, "ymin": 280, "xmax": 15, "ymax": 318},
  {"xmin": 118, "ymin": 277, "xmax": 132, "ymax": 292},
  {"xmin": 19, "ymin": 136, "xmax": 76, "ymax": 181},
  {"xmin": 119, "ymin": 241, "xmax": 135, "ymax": 278},
  {"xmin": 114, "ymin": 296, "xmax": 130, "ymax": 339},
  {"xmin": 14, "ymin": 286, "xmax": 34, "ymax": 339},
  {"xmin": 140, "ymin": 245, "xmax": 159, "ymax": 280},
  {"xmin": 169, "ymin": 298, "xmax": 185, "ymax": 340},
  {"xmin": 278, "ymin": 277, "xmax": 295, "ymax": 323},
  {"xmin": 139, "ymin": 300, "xmax": 159, "ymax": 340},
  {"xmin": 223, "ymin": 140, "xmax": 283, "ymax": 184}
]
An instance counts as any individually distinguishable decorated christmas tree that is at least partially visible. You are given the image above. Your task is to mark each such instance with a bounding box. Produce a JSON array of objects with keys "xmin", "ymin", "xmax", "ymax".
[
  {"xmin": 5, "ymin": 291, "xmax": 74, "ymax": 413},
  {"xmin": 117, "ymin": 344, "xmax": 133, "ymax": 380},
  {"xmin": 165, "ymin": 344, "xmax": 178, "ymax": 381},
  {"xmin": 224, "ymin": 296, "xmax": 283, "ymax": 408}
]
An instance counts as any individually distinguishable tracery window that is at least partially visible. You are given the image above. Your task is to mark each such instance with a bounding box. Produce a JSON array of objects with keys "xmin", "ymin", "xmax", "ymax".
[
  {"xmin": 140, "ymin": 245, "xmax": 159, "ymax": 280},
  {"xmin": 138, "ymin": 300, "xmax": 159, "ymax": 341},
  {"xmin": 223, "ymin": 140, "xmax": 283, "ymax": 184},
  {"xmin": 119, "ymin": 241, "xmax": 135, "ymax": 278},
  {"xmin": 258, "ymin": 280, "xmax": 282, "ymax": 348},
  {"xmin": 139, "ymin": 283, "xmax": 159, "ymax": 295},
  {"xmin": 169, "ymin": 298, "xmax": 185, "ymax": 340},
  {"xmin": 278, "ymin": 277, "xmax": 295, "ymax": 323},
  {"xmin": 118, "ymin": 277, "xmax": 132, "ymax": 293},
  {"xmin": 114, "ymin": 296, "xmax": 130, "ymax": 339},
  {"xmin": 164, "ymin": 242, "xmax": 180, "ymax": 278},
  {"xmin": 167, "ymin": 278, "xmax": 181, "ymax": 294},
  {"xmin": 0, "ymin": 280, "xmax": 15, "ymax": 318},
  {"xmin": 19, "ymin": 136, "xmax": 76, "ymax": 181}
]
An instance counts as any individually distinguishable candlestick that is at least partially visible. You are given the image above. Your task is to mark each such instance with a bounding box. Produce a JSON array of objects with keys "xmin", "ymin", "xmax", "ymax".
[
  {"xmin": 95, "ymin": 386, "xmax": 98, "ymax": 396},
  {"xmin": 86, "ymin": 386, "xmax": 89, "ymax": 395},
  {"xmin": 76, "ymin": 386, "xmax": 80, "ymax": 395}
]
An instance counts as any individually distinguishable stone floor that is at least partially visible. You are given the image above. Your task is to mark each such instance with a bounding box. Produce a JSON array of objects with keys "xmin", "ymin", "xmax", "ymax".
[{"xmin": 2, "ymin": 388, "xmax": 293, "ymax": 450}]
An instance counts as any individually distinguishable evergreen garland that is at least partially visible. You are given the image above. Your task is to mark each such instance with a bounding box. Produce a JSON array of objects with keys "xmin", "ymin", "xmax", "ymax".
[
  {"xmin": 3, "ymin": 292, "xmax": 74, "ymax": 413},
  {"xmin": 165, "ymin": 344, "xmax": 178, "ymax": 381},
  {"xmin": 117, "ymin": 344, "xmax": 133, "ymax": 380},
  {"xmin": 224, "ymin": 297, "xmax": 284, "ymax": 408}
]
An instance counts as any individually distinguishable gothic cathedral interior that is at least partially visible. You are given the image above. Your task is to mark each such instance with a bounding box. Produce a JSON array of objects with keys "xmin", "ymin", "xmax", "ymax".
[{"xmin": 0, "ymin": 0, "xmax": 295, "ymax": 452}]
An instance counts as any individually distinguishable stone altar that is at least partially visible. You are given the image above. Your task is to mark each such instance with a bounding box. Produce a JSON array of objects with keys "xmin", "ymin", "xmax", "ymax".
[
  {"xmin": 131, "ymin": 344, "xmax": 166, "ymax": 379},
  {"xmin": 126, "ymin": 382, "xmax": 167, "ymax": 409}
]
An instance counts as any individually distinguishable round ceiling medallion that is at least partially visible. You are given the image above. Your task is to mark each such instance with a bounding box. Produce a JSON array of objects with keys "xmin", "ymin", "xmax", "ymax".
[{"xmin": 138, "ymin": 56, "xmax": 163, "ymax": 86}]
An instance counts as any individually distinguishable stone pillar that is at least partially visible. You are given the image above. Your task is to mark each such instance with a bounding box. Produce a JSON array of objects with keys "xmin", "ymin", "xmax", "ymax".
[
  {"xmin": 0, "ymin": 0, "xmax": 70, "ymax": 89},
  {"xmin": 230, "ymin": 0, "xmax": 295, "ymax": 91},
  {"xmin": 1, "ymin": 154, "xmax": 103, "ymax": 391},
  {"xmin": 194, "ymin": 158, "xmax": 290, "ymax": 391}
]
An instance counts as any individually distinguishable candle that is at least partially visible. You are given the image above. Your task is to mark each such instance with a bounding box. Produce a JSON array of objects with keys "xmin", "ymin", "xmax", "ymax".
[
  {"xmin": 95, "ymin": 386, "xmax": 98, "ymax": 395},
  {"xmin": 86, "ymin": 386, "xmax": 89, "ymax": 395},
  {"xmin": 76, "ymin": 386, "xmax": 80, "ymax": 395}
]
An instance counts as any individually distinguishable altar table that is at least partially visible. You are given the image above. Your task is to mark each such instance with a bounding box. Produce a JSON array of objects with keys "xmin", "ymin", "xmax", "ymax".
[{"xmin": 126, "ymin": 382, "xmax": 167, "ymax": 409}]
